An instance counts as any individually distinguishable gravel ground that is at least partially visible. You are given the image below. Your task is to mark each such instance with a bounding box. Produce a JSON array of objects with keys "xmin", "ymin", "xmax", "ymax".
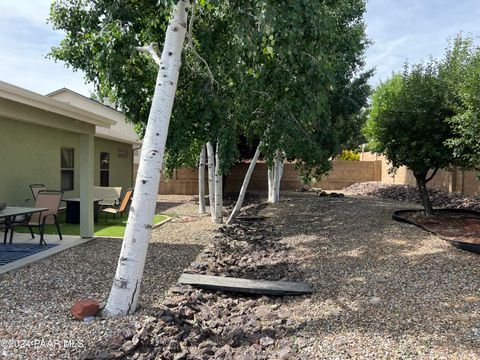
[
  {"xmin": 2, "ymin": 191, "xmax": 480, "ymax": 359},
  {"xmin": 266, "ymin": 192, "xmax": 480, "ymax": 359},
  {"xmin": 0, "ymin": 195, "xmax": 217, "ymax": 359}
]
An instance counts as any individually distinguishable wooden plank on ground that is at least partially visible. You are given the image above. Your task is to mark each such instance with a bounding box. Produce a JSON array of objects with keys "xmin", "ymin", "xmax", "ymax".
[
  {"xmin": 236, "ymin": 215, "xmax": 267, "ymax": 221},
  {"xmin": 178, "ymin": 273, "xmax": 313, "ymax": 296}
]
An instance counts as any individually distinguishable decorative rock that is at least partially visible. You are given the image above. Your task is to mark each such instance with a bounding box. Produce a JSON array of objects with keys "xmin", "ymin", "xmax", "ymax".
[
  {"xmin": 163, "ymin": 298, "xmax": 178, "ymax": 308},
  {"xmin": 168, "ymin": 339, "xmax": 181, "ymax": 353},
  {"xmin": 215, "ymin": 345, "xmax": 233, "ymax": 357},
  {"xmin": 276, "ymin": 346, "xmax": 292, "ymax": 358},
  {"xmin": 93, "ymin": 350, "xmax": 110, "ymax": 360},
  {"xmin": 259, "ymin": 336, "xmax": 275, "ymax": 348},
  {"xmin": 255, "ymin": 305, "xmax": 272, "ymax": 319},
  {"xmin": 369, "ymin": 296, "xmax": 382, "ymax": 305},
  {"xmin": 120, "ymin": 340, "xmax": 136, "ymax": 355},
  {"xmin": 70, "ymin": 299, "xmax": 100, "ymax": 321},
  {"xmin": 228, "ymin": 327, "xmax": 246, "ymax": 348}
]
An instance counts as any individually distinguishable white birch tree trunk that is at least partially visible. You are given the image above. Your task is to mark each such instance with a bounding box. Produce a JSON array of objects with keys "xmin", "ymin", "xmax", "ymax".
[
  {"xmin": 227, "ymin": 142, "xmax": 262, "ymax": 224},
  {"xmin": 214, "ymin": 142, "xmax": 223, "ymax": 223},
  {"xmin": 268, "ymin": 150, "xmax": 283, "ymax": 204},
  {"xmin": 271, "ymin": 151, "xmax": 280, "ymax": 203},
  {"xmin": 104, "ymin": 0, "xmax": 189, "ymax": 316},
  {"xmin": 206, "ymin": 142, "xmax": 215, "ymax": 222},
  {"xmin": 198, "ymin": 144, "xmax": 206, "ymax": 214},
  {"xmin": 267, "ymin": 166, "xmax": 274, "ymax": 203},
  {"xmin": 274, "ymin": 151, "xmax": 284, "ymax": 202}
]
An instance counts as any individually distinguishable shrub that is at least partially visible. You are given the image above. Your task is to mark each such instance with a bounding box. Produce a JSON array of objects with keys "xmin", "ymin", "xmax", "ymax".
[{"xmin": 339, "ymin": 149, "xmax": 360, "ymax": 161}]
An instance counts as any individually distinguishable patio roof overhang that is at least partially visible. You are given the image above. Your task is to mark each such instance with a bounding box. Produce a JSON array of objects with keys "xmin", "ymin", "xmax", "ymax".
[{"xmin": 0, "ymin": 81, "xmax": 116, "ymax": 131}]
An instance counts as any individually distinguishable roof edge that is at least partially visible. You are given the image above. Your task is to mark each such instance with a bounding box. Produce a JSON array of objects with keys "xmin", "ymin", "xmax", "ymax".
[{"xmin": 0, "ymin": 81, "xmax": 115, "ymax": 128}]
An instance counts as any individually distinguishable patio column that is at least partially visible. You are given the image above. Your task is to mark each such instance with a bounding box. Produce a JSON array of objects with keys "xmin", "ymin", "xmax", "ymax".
[{"xmin": 79, "ymin": 133, "xmax": 94, "ymax": 237}]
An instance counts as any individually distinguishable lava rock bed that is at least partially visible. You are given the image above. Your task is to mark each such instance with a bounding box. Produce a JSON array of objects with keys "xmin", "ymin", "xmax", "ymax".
[
  {"xmin": 85, "ymin": 203, "xmax": 309, "ymax": 360},
  {"xmin": 187, "ymin": 207, "xmax": 302, "ymax": 282},
  {"xmin": 344, "ymin": 182, "xmax": 480, "ymax": 210}
]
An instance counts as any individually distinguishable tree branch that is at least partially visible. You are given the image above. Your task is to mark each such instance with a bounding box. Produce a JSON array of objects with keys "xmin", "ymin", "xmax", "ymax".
[
  {"xmin": 187, "ymin": 0, "xmax": 196, "ymax": 49},
  {"xmin": 185, "ymin": 33, "xmax": 218, "ymax": 88},
  {"xmin": 290, "ymin": 113, "xmax": 310, "ymax": 137},
  {"xmin": 136, "ymin": 43, "xmax": 161, "ymax": 66},
  {"xmin": 425, "ymin": 168, "xmax": 438, "ymax": 183},
  {"xmin": 182, "ymin": 0, "xmax": 217, "ymax": 88}
]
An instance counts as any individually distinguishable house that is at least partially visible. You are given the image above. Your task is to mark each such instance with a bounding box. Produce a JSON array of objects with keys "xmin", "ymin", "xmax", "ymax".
[
  {"xmin": 0, "ymin": 81, "xmax": 141, "ymax": 236},
  {"xmin": 46, "ymin": 87, "xmax": 141, "ymax": 186}
]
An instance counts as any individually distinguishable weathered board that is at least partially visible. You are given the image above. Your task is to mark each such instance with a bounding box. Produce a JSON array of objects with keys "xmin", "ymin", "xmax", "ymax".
[
  {"xmin": 236, "ymin": 215, "xmax": 267, "ymax": 221},
  {"xmin": 178, "ymin": 273, "xmax": 313, "ymax": 296}
]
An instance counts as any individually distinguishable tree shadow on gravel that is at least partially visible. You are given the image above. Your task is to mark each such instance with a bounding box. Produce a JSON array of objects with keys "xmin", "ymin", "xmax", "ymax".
[{"xmin": 267, "ymin": 192, "xmax": 480, "ymax": 355}]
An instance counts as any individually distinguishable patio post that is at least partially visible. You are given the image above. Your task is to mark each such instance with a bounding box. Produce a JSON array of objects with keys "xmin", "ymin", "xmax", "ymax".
[{"xmin": 79, "ymin": 133, "xmax": 94, "ymax": 237}]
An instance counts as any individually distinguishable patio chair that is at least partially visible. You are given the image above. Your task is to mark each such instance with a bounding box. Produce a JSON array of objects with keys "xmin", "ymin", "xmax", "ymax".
[
  {"xmin": 100, "ymin": 187, "xmax": 134, "ymax": 220},
  {"xmin": 29, "ymin": 184, "xmax": 46, "ymax": 200},
  {"xmin": 29, "ymin": 184, "xmax": 66, "ymax": 212},
  {"xmin": 9, "ymin": 190, "xmax": 63, "ymax": 245}
]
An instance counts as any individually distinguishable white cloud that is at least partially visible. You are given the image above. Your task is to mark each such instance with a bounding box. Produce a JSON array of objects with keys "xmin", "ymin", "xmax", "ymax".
[
  {"xmin": 0, "ymin": 0, "xmax": 52, "ymax": 25},
  {"xmin": 0, "ymin": 0, "xmax": 93, "ymax": 96},
  {"xmin": 365, "ymin": 0, "xmax": 480, "ymax": 87}
]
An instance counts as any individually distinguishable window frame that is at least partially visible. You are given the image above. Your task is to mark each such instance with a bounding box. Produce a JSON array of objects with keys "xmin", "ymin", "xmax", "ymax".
[
  {"xmin": 60, "ymin": 147, "xmax": 75, "ymax": 191},
  {"xmin": 100, "ymin": 151, "xmax": 110, "ymax": 187}
]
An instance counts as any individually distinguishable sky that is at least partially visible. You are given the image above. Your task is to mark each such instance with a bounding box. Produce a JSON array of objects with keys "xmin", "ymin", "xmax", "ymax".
[{"xmin": 0, "ymin": 0, "xmax": 479, "ymax": 97}]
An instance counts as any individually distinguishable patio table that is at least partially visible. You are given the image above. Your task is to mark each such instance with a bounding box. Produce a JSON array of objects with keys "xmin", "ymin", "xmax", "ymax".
[
  {"xmin": 0, "ymin": 207, "xmax": 48, "ymax": 244},
  {"xmin": 64, "ymin": 198, "xmax": 102, "ymax": 224}
]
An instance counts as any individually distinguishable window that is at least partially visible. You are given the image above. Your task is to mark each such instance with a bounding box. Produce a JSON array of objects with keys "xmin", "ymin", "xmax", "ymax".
[
  {"xmin": 61, "ymin": 148, "xmax": 74, "ymax": 191},
  {"xmin": 100, "ymin": 152, "xmax": 110, "ymax": 187}
]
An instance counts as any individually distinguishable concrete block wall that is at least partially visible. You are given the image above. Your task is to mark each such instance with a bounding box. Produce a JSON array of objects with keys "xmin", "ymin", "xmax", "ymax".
[
  {"xmin": 313, "ymin": 160, "xmax": 382, "ymax": 190},
  {"xmin": 133, "ymin": 153, "xmax": 480, "ymax": 196},
  {"xmin": 378, "ymin": 154, "xmax": 480, "ymax": 196}
]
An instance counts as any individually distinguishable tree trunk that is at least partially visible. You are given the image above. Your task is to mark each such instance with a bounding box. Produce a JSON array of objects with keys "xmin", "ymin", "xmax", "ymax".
[
  {"xmin": 214, "ymin": 142, "xmax": 223, "ymax": 224},
  {"xmin": 275, "ymin": 151, "xmax": 284, "ymax": 202},
  {"xmin": 267, "ymin": 166, "xmax": 274, "ymax": 203},
  {"xmin": 198, "ymin": 144, "xmax": 206, "ymax": 214},
  {"xmin": 271, "ymin": 150, "xmax": 283, "ymax": 203},
  {"xmin": 206, "ymin": 142, "xmax": 215, "ymax": 222},
  {"xmin": 227, "ymin": 142, "xmax": 262, "ymax": 224},
  {"xmin": 415, "ymin": 175, "xmax": 434, "ymax": 216},
  {"xmin": 104, "ymin": 0, "xmax": 189, "ymax": 316}
]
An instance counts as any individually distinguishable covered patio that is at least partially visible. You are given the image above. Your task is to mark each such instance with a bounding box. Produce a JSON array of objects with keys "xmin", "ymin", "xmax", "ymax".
[{"xmin": 0, "ymin": 81, "xmax": 116, "ymax": 238}]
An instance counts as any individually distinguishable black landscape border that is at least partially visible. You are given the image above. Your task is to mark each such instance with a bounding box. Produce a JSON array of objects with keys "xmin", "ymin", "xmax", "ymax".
[{"xmin": 392, "ymin": 208, "xmax": 480, "ymax": 253}]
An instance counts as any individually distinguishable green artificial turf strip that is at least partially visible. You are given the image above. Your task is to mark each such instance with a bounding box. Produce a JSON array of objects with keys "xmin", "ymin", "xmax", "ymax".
[{"xmin": 15, "ymin": 213, "xmax": 168, "ymax": 237}]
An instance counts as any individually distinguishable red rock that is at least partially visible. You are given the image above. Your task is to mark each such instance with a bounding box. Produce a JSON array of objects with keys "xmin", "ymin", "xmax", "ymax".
[{"xmin": 70, "ymin": 299, "xmax": 100, "ymax": 320}]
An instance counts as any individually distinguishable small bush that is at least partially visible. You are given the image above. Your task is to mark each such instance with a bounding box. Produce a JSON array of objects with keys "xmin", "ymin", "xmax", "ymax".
[{"xmin": 339, "ymin": 149, "xmax": 360, "ymax": 161}]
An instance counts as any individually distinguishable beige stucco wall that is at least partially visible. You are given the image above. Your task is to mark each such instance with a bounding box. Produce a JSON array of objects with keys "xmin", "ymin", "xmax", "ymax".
[
  {"xmin": 0, "ymin": 117, "xmax": 133, "ymax": 206},
  {"xmin": 93, "ymin": 137, "xmax": 133, "ymax": 188},
  {"xmin": 0, "ymin": 117, "xmax": 85, "ymax": 205}
]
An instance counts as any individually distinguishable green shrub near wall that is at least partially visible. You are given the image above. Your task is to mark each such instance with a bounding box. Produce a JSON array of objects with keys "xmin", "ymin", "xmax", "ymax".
[{"xmin": 339, "ymin": 150, "xmax": 360, "ymax": 161}]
